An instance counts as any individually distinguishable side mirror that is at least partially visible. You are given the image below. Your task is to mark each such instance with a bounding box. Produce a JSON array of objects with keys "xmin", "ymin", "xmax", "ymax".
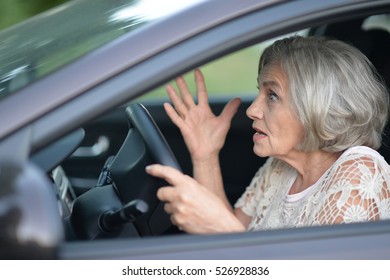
[{"xmin": 0, "ymin": 161, "xmax": 64, "ymax": 259}]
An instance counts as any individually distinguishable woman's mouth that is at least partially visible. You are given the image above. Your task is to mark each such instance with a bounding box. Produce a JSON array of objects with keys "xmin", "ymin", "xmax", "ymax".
[{"xmin": 253, "ymin": 127, "xmax": 267, "ymax": 141}]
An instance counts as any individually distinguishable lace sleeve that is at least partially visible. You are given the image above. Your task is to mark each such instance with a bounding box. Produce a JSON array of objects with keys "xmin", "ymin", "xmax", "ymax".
[
  {"xmin": 316, "ymin": 154, "xmax": 390, "ymax": 225},
  {"xmin": 234, "ymin": 158, "xmax": 274, "ymax": 217}
]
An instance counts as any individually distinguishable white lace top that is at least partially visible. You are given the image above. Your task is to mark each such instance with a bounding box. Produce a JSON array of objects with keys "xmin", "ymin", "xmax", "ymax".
[{"xmin": 234, "ymin": 146, "xmax": 390, "ymax": 231}]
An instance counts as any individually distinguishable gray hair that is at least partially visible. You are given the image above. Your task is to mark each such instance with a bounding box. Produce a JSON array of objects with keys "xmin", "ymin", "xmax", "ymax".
[{"xmin": 258, "ymin": 36, "xmax": 389, "ymax": 152}]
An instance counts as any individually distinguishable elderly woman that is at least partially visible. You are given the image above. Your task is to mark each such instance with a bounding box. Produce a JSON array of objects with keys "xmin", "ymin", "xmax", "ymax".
[{"xmin": 146, "ymin": 36, "xmax": 390, "ymax": 234}]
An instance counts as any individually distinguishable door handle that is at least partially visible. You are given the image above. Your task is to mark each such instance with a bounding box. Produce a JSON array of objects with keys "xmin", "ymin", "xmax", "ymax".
[{"xmin": 72, "ymin": 136, "xmax": 110, "ymax": 158}]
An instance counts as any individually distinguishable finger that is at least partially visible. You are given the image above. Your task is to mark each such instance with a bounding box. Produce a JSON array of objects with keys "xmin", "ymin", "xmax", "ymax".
[
  {"xmin": 157, "ymin": 186, "xmax": 176, "ymax": 202},
  {"xmin": 164, "ymin": 102, "xmax": 185, "ymax": 128},
  {"xmin": 163, "ymin": 202, "xmax": 173, "ymax": 214},
  {"xmin": 166, "ymin": 84, "xmax": 188, "ymax": 117},
  {"xmin": 170, "ymin": 214, "xmax": 178, "ymax": 226},
  {"xmin": 176, "ymin": 76, "xmax": 195, "ymax": 108},
  {"xmin": 146, "ymin": 164, "xmax": 188, "ymax": 186},
  {"xmin": 195, "ymin": 69, "xmax": 209, "ymax": 105},
  {"xmin": 220, "ymin": 97, "xmax": 241, "ymax": 123}
]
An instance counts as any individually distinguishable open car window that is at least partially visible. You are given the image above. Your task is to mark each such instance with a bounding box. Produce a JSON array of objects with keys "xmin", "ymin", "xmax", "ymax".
[
  {"xmin": 138, "ymin": 30, "xmax": 310, "ymax": 101},
  {"xmin": 139, "ymin": 13, "xmax": 390, "ymax": 103}
]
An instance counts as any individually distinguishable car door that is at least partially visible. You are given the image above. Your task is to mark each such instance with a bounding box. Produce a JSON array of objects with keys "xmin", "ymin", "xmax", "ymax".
[{"xmin": 57, "ymin": 0, "xmax": 390, "ymax": 260}]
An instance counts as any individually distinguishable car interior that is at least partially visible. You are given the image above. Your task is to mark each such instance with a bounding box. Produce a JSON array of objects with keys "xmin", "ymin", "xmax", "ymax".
[{"xmin": 35, "ymin": 13, "xmax": 390, "ymax": 242}]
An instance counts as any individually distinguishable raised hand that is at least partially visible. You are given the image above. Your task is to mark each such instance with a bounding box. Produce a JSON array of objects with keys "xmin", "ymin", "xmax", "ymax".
[{"xmin": 164, "ymin": 69, "xmax": 241, "ymax": 163}]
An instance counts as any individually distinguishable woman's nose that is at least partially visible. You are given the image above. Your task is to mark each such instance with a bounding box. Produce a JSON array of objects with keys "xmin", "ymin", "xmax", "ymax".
[{"xmin": 246, "ymin": 96, "xmax": 263, "ymax": 120}]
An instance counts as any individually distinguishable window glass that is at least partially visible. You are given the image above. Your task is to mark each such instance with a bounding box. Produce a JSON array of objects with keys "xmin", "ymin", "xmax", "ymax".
[
  {"xmin": 138, "ymin": 30, "xmax": 308, "ymax": 101},
  {"xmin": 0, "ymin": 0, "xmax": 205, "ymax": 98}
]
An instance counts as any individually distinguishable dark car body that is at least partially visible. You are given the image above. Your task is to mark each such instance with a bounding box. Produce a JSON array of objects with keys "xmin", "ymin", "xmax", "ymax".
[{"xmin": 0, "ymin": 0, "xmax": 390, "ymax": 259}]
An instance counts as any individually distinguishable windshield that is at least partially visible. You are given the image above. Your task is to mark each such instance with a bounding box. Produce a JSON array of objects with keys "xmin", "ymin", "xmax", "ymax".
[{"xmin": 0, "ymin": 0, "xmax": 204, "ymax": 98}]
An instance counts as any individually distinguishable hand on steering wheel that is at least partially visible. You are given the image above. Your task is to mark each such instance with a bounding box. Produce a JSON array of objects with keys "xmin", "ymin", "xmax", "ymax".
[{"xmin": 146, "ymin": 164, "xmax": 246, "ymax": 234}]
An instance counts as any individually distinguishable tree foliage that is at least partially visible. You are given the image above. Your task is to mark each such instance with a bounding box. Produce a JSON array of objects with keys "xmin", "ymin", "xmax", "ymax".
[{"xmin": 0, "ymin": 0, "xmax": 69, "ymax": 30}]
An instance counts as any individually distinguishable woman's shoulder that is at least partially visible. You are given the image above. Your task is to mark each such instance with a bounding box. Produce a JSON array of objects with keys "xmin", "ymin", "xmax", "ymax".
[
  {"xmin": 339, "ymin": 146, "xmax": 389, "ymax": 166},
  {"xmin": 318, "ymin": 146, "xmax": 390, "ymax": 223},
  {"xmin": 331, "ymin": 145, "xmax": 390, "ymax": 180}
]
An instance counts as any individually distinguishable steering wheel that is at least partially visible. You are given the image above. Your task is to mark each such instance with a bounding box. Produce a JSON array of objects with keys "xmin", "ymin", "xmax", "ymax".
[{"xmin": 70, "ymin": 103, "xmax": 182, "ymax": 239}]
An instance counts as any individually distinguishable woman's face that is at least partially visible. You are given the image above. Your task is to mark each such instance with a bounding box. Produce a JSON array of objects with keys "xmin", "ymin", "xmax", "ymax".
[{"xmin": 246, "ymin": 62, "xmax": 304, "ymax": 160}]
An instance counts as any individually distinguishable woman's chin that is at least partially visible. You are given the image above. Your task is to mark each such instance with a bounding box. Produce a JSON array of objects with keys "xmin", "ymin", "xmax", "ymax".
[{"xmin": 253, "ymin": 147, "xmax": 270, "ymax": 158}]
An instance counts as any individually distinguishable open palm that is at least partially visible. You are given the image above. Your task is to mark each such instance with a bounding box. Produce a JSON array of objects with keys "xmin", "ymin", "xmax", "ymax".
[{"xmin": 164, "ymin": 69, "xmax": 241, "ymax": 163}]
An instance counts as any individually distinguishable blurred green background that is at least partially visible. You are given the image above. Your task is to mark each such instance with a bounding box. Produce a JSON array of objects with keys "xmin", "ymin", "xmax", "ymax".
[{"xmin": 0, "ymin": 0, "xmax": 69, "ymax": 30}]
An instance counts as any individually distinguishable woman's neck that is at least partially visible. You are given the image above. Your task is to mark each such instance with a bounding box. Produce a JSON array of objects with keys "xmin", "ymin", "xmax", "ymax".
[{"xmin": 281, "ymin": 150, "xmax": 342, "ymax": 194}]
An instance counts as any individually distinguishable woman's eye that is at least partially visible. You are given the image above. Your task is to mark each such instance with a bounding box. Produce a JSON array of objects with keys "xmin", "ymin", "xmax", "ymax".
[{"xmin": 268, "ymin": 91, "xmax": 279, "ymax": 102}]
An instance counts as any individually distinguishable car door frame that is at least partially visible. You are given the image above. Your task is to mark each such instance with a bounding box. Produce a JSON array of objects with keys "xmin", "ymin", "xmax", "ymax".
[
  {"xmin": 2, "ymin": 0, "xmax": 390, "ymax": 259},
  {"xmin": 58, "ymin": 0, "xmax": 390, "ymax": 259}
]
